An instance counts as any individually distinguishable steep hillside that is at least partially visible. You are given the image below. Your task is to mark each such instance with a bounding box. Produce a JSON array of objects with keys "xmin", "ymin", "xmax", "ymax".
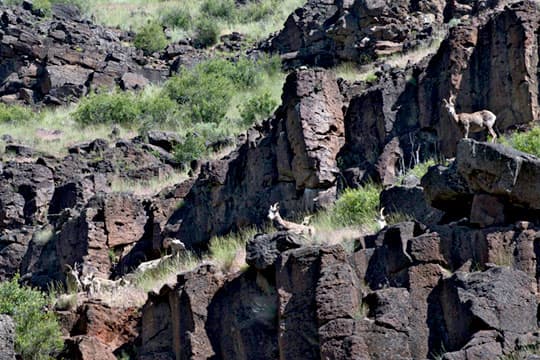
[{"xmin": 1, "ymin": 0, "xmax": 540, "ymax": 359}]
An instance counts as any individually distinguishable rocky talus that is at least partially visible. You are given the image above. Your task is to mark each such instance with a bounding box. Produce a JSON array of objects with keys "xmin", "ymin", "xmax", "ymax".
[{"xmin": 0, "ymin": 2, "xmax": 206, "ymax": 105}]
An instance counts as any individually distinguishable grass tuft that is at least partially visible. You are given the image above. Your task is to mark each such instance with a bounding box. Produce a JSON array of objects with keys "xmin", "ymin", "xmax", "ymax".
[
  {"xmin": 207, "ymin": 228, "xmax": 257, "ymax": 272},
  {"xmin": 501, "ymin": 126, "xmax": 540, "ymax": 158},
  {"xmin": 133, "ymin": 253, "xmax": 200, "ymax": 293}
]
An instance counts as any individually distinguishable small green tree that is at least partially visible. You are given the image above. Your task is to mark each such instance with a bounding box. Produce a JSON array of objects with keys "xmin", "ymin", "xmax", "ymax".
[
  {"xmin": 0, "ymin": 103, "xmax": 35, "ymax": 124},
  {"xmin": 165, "ymin": 69, "xmax": 233, "ymax": 124},
  {"xmin": 0, "ymin": 275, "xmax": 63, "ymax": 360},
  {"xmin": 134, "ymin": 21, "xmax": 168, "ymax": 55},
  {"xmin": 173, "ymin": 133, "xmax": 206, "ymax": 163},
  {"xmin": 239, "ymin": 92, "xmax": 278, "ymax": 125},
  {"xmin": 332, "ymin": 184, "xmax": 381, "ymax": 226},
  {"xmin": 193, "ymin": 18, "xmax": 219, "ymax": 48}
]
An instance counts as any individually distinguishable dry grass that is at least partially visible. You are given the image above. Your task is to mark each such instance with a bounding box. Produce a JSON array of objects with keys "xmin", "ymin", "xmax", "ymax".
[
  {"xmin": 110, "ymin": 169, "xmax": 189, "ymax": 196},
  {"xmin": 85, "ymin": 283, "xmax": 149, "ymax": 308},
  {"xmin": 0, "ymin": 106, "xmax": 136, "ymax": 157},
  {"xmin": 309, "ymin": 211, "xmax": 373, "ymax": 252},
  {"xmin": 86, "ymin": 0, "xmax": 305, "ymax": 42},
  {"xmin": 207, "ymin": 228, "xmax": 256, "ymax": 272},
  {"xmin": 333, "ymin": 36, "xmax": 444, "ymax": 82},
  {"xmin": 133, "ymin": 252, "xmax": 200, "ymax": 293}
]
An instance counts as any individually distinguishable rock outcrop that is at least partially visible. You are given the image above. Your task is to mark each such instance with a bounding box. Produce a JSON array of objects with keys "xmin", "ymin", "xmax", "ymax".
[
  {"xmin": 139, "ymin": 133, "xmax": 540, "ymax": 359},
  {"xmin": 263, "ymin": 0, "xmax": 523, "ymax": 68},
  {"xmin": 0, "ymin": 3, "xmax": 207, "ymax": 105},
  {"xmin": 337, "ymin": 0, "xmax": 540, "ymax": 187},
  {"xmin": 265, "ymin": 0, "xmax": 448, "ymax": 67},
  {"xmin": 168, "ymin": 68, "xmax": 345, "ymax": 248},
  {"xmin": 0, "ymin": 135, "xmax": 192, "ymax": 285},
  {"xmin": 141, "ymin": 222, "xmax": 540, "ymax": 359},
  {"xmin": 422, "ymin": 139, "xmax": 540, "ymax": 223}
]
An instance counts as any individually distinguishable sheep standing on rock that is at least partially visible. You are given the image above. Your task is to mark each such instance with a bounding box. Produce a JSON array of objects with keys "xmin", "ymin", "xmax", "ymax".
[{"xmin": 442, "ymin": 93, "xmax": 497, "ymax": 142}]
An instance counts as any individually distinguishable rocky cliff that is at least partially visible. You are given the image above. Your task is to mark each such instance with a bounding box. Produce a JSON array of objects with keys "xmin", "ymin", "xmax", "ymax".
[
  {"xmin": 2, "ymin": 0, "xmax": 540, "ymax": 359},
  {"xmin": 140, "ymin": 139, "xmax": 540, "ymax": 359}
]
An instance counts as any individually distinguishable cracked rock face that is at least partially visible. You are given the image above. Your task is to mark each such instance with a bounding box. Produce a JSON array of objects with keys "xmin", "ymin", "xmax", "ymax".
[{"xmin": 170, "ymin": 69, "xmax": 345, "ymax": 248}]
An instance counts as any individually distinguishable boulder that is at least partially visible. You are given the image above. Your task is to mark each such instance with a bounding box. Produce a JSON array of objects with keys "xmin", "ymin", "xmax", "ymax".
[
  {"xmin": 438, "ymin": 267, "xmax": 537, "ymax": 352},
  {"xmin": 104, "ymin": 193, "xmax": 148, "ymax": 248},
  {"xmin": 380, "ymin": 185, "xmax": 444, "ymax": 226},
  {"xmin": 456, "ymin": 139, "xmax": 540, "ymax": 210},
  {"xmin": 245, "ymin": 231, "xmax": 302, "ymax": 272},
  {"xmin": 71, "ymin": 301, "xmax": 140, "ymax": 352},
  {"xmin": 1, "ymin": 162, "xmax": 55, "ymax": 227},
  {"xmin": 119, "ymin": 72, "xmax": 149, "ymax": 90},
  {"xmin": 147, "ymin": 131, "xmax": 181, "ymax": 153},
  {"xmin": 172, "ymin": 69, "xmax": 345, "ymax": 248},
  {"xmin": 206, "ymin": 269, "xmax": 279, "ymax": 360},
  {"xmin": 139, "ymin": 264, "xmax": 224, "ymax": 359},
  {"xmin": 60, "ymin": 336, "xmax": 116, "ymax": 360}
]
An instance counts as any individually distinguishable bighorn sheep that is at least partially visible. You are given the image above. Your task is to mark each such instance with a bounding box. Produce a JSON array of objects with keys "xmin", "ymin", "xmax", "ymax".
[
  {"xmin": 163, "ymin": 237, "xmax": 186, "ymax": 256},
  {"xmin": 86, "ymin": 274, "xmax": 130, "ymax": 297},
  {"xmin": 267, "ymin": 202, "xmax": 315, "ymax": 236},
  {"xmin": 376, "ymin": 207, "xmax": 387, "ymax": 229},
  {"xmin": 63, "ymin": 263, "xmax": 82, "ymax": 293},
  {"xmin": 442, "ymin": 94, "xmax": 497, "ymax": 142}
]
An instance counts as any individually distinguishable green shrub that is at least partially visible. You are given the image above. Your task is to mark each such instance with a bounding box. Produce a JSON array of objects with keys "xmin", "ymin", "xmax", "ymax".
[
  {"xmin": 239, "ymin": 91, "xmax": 278, "ymax": 125},
  {"xmin": 193, "ymin": 18, "xmax": 219, "ymax": 48},
  {"xmin": 237, "ymin": 0, "xmax": 274, "ymax": 22},
  {"xmin": 165, "ymin": 68, "xmax": 233, "ymax": 124},
  {"xmin": 200, "ymin": 0, "xmax": 236, "ymax": 20},
  {"xmin": 198, "ymin": 57, "xmax": 262, "ymax": 89},
  {"xmin": 172, "ymin": 133, "xmax": 207, "ymax": 163},
  {"xmin": 259, "ymin": 54, "xmax": 282, "ymax": 75},
  {"xmin": 0, "ymin": 103, "xmax": 35, "ymax": 124},
  {"xmin": 401, "ymin": 158, "xmax": 437, "ymax": 182},
  {"xmin": 73, "ymin": 91, "xmax": 140, "ymax": 126},
  {"xmin": 139, "ymin": 90, "xmax": 180, "ymax": 127},
  {"xmin": 159, "ymin": 7, "xmax": 192, "ymax": 29},
  {"xmin": 31, "ymin": 0, "xmax": 52, "ymax": 16},
  {"xmin": 134, "ymin": 21, "xmax": 168, "ymax": 54},
  {"xmin": 332, "ymin": 184, "xmax": 381, "ymax": 227},
  {"xmin": 502, "ymin": 126, "xmax": 540, "ymax": 158},
  {"xmin": 0, "ymin": 275, "xmax": 63, "ymax": 360},
  {"xmin": 50, "ymin": 0, "xmax": 89, "ymax": 12}
]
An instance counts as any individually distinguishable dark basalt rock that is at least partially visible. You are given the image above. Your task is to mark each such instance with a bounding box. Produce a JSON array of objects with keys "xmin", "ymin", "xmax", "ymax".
[{"xmin": 245, "ymin": 231, "xmax": 302, "ymax": 272}]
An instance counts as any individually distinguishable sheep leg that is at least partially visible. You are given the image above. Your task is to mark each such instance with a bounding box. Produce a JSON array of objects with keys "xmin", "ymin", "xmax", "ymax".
[{"xmin": 488, "ymin": 126, "xmax": 497, "ymax": 143}]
